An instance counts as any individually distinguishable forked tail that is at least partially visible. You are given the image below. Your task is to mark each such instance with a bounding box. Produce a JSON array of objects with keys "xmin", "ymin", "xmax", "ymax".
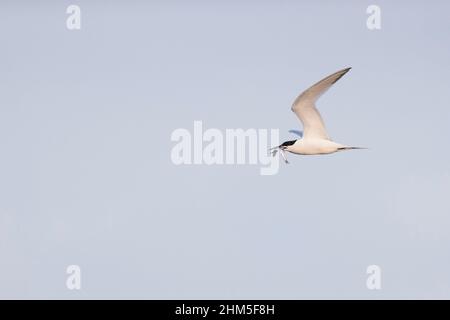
[{"xmin": 337, "ymin": 146, "xmax": 368, "ymax": 151}]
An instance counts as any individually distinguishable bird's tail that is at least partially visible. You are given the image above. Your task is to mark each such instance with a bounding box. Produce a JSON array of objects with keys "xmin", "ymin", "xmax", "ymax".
[{"xmin": 337, "ymin": 146, "xmax": 368, "ymax": 151}]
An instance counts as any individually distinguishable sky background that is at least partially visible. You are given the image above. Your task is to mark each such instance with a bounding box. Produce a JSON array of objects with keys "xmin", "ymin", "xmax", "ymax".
[{"xmin": 1, "ymin": 0, "xmax": 450, "ymax": 299}]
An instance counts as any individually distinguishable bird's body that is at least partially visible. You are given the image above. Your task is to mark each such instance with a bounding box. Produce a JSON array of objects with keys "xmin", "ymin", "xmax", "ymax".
[
  {"xmin": 272, "ymin": 67, "xmax": 365, "ymax": 163},
  {"xmin": 286, "ymin": 139, "xmax": 346, "ymax": 155}
]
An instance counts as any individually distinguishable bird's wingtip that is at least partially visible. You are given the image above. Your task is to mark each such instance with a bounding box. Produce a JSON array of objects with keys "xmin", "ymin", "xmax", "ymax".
[{"xmin": 331, "ymin": 67, "xmax": 352, "ymax": 84}]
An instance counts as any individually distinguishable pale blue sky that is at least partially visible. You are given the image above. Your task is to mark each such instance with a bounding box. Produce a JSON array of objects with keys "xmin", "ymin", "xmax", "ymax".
[{"xmin": 1, "ymin": 0, "xmax": 450, "ymax": 299}]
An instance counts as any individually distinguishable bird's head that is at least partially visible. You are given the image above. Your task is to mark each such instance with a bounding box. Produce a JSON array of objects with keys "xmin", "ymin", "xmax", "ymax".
[
  {"xmin": 279, "ymin": 139, "xmax": 297, "ymax": 150},
  {"xmin": 269, "ymin": 139, "xmax": 297, "ymax": 164}
]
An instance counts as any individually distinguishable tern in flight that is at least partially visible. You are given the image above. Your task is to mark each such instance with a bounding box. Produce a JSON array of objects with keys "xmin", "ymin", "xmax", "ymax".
[{"xmin": 271, "ymin": 67, "xmax": 365, "ymax": 163}]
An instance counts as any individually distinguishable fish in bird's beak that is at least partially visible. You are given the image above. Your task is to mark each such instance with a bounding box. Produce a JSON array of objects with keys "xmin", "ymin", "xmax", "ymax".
[
  {"xmin": 268, "ymin": 146, "xmax": 289, "ymax": 164},
  {"xmin": 279, "ymin": 148, "xmax": 289, "ymax": 164}
]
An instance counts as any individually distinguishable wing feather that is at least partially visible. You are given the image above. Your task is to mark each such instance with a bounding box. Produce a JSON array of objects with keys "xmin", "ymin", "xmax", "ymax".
[{"xmin": 291, "ymin": 67, "xmax": 351, "ymax": 140}]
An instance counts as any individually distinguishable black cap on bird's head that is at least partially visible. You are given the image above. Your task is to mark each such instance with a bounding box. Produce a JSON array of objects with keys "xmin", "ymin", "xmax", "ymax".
[{"xmin": 279, "ymin": 139, "xmax": 297, "ymax": 150}]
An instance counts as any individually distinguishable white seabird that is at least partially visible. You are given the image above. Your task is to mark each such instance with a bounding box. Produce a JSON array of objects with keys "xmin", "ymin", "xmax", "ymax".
[{"xmin": 272, "ymin": 67, "xmax": 365, "ymax": 163}]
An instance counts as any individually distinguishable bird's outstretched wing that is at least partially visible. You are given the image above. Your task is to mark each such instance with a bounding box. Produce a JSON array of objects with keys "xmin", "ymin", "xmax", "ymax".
[{"xmin": 291, "ymin": 67, "xmax": 351, "ymax": 140}]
